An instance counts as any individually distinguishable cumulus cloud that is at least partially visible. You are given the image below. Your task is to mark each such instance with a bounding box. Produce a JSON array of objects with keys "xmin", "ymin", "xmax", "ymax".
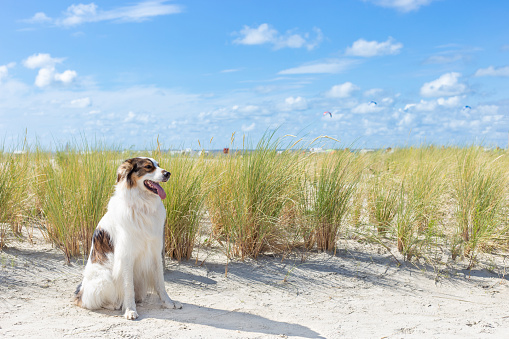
[
  {"xmin": 278, "ymin": 59, "xmax": 358, "ymax": 74},
  {"xmin": 326, "ymin": 82, "xmax": 360, "ymax": 98},
  {"xmin": 345, "ymin": 37, "xmax": 402, "ymax": 57},
  {"xmin": 54, "ymin": 70, "xmax": 78, "ymax": 84},
  {"xmin": 474, "ymin": 66, "xmax": 509, "ymax": 77},
  {"xmin": 23, "ymin": 53, "xmax": 63, "ymax": 69},
  {"xmin": 26, "ymin": 1, "xmax": 182, "ymax": 27},
  {"xmin": 362, "ymin": 0, "xmax": 437, "ymax": 12},
  {"xmin": 404, "ymin": 96, "xmax": 462, "ymax": 112},
  {"xmin": 437, "ymin": 96, "xmax": 461, "ymax": 107},
  {"xmin": 420, "ymin": 72, "xmax": 467, "ymax": 97},
  {"xmin": 23, "ymin": 53, "xmax": 77, "ymax": 87},
  {"xmin": 233, "ymin": 24, "xmax": 323, "ymax": 50},
  {"xmin": 280, "ymin": 96, "xmax": 308, "ymax": 111}
]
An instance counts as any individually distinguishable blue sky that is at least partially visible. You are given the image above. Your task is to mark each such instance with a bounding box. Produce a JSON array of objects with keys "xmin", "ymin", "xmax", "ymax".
[{"xmin": 1, "ymin": 0, "xmax": 508, "ymax": 150}]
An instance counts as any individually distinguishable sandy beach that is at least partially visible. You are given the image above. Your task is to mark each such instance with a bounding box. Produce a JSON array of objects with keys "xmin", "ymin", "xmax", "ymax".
[{"xmin": 2, "ymin": 227, "xmax": 509, "ymax": 339}]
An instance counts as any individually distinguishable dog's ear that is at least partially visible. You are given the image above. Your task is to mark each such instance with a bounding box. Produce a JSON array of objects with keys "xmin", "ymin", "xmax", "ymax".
[{"xmin": 116, "ymin": 158, "xmax": 137, "ymax": 187}]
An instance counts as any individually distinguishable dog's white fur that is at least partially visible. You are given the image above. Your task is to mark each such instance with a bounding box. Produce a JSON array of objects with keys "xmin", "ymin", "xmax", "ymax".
[{"xmin": 75, "ymin": 157, "xmax": 181, "ymax": 320}]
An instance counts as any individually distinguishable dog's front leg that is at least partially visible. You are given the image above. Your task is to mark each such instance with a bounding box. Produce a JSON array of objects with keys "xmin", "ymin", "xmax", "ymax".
[
  {"xmin": 154, "ymin": 255, "xmax": 182, "ymax": 309},
  {"xmin": 120, "ymin": 258, "xmax": 138, "ymax": 320}
]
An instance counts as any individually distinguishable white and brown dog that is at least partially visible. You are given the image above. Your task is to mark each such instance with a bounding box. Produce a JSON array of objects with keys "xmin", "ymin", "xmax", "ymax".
[{"xmin": 75, "ymin": 157, "xmax": 182, "ymax": 320}]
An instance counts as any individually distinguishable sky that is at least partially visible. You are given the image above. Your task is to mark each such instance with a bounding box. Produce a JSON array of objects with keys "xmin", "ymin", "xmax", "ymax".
[{"xmin": 0, "ymin": 0, "xmax": 508, "ymax": 150}]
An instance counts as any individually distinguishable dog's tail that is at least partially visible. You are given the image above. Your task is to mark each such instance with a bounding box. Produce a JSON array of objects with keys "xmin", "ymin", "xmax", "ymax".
[{"xmin": 74, "ymin": 282, "xmax": 83, "ymax": 307}]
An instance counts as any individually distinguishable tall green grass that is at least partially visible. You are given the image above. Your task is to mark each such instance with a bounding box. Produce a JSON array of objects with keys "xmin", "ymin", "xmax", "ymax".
[
  {"xmin": 158, "ymin": 154, "xmax": 207, "ymax": 260},
  {"xmin": 453, "ymin": 147, "xmax": 507, "ymax": 264},
  {"xmin": 3, "ymin": 137, "xmax": 509, "ymax": 269},
  {"xmin": 34, "ymin": 143, "xmax": 117, "ymax": 262},
  {"xmin": 0, "ymin": 145, "xmax": 31, "ymax": 247},
  {"xmin": 301, "ymin": 151, "xmax": 361, "ymax": 252},
  {"xmin": 207, "ymin": 133, "xmax": 303, "ymax": 259}
]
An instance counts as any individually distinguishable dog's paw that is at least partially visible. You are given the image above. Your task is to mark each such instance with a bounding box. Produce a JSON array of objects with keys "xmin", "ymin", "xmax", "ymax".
[
  {"xmin": 163, "ymin": 300, "xmax": 182, "ymax": 309},
  {"xmin": 124, "ymin": 309, "xmax": 139, "ymax": 320}
]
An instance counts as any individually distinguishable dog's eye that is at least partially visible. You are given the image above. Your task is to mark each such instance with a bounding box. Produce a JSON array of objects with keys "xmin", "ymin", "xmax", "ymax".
[{"xmin": 145, "ymin": 165, "xmax": 152, "ymax": 169}]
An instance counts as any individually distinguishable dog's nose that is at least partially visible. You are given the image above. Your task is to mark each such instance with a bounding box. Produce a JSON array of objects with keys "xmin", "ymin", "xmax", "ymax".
[{"xmin": 163, "ymin": 171, "xmax": 171, "ymax": 179}]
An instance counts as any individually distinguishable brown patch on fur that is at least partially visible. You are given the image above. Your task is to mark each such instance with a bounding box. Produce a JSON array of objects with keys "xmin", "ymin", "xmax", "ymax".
[
  {"xmin": 90, "ymin": 227, "xmax": 114, "ymax": 265},
  {"xmin": 116, "ymin": 157, "xmax": 157, "ymax": 188}
]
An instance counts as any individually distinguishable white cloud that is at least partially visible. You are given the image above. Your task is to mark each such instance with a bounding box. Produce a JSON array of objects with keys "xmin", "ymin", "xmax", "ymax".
[
  {"xmin": 280, "ymin": 96, "xmax": 308, "ymax": 111},
  {"xmin": 420, "ymin": 72, "xmax": 467, "ymax": 97},
  {"xmin": 362, "ymin": 0, "xmax": 437, "ymax": 12},
  {"xmin": 23, "ymin": 53, "xmax": 63, "ymax": 69},
  {"xmin": 404, "ymin": 96, "xmax": 462, "ymax": 112},
  {"xmin": 364, "ymin": 88, "xmax": 384, "ymax": 97},
  {"xmin": 27, "ymin": 1, "xmax": 182, "ymax": 27},
  {"xmin": 278, "ymin": 59, "xmax": 358, "ymax": 74},
  {"xmin": 345, "ymin": 37, "xmax": 402, "ymax": 57},
  {"xmin": 424, "ymin": 54, "xmax": 464, "ymax": 64},
  {"xmin": 26, "ymin": 12, "xmax": 52, "ymax": 24},
  {"xmin": 34, "ymin": 67, "xmax": 77, "ymax": 88},
  {"xmin": 437, "ymin": 96, "xmax": 461, "ymax": 107},
  {"xmin": 0, "ymin": 63, "xmax": 15, "ymax": 83},
  {"xmin": 234, "ymin": 23, "xmax": 277, "ymax": 45},
  {"xmin": 69, "ymin": 97, "xmax": 92, "ymax": 108},
  {"xmin": 233, "ymin": 105, "xmax": 259, "ymax": 113},
  {"xmin": 474, "ymin": 66, "xmax": 509, "ymax": 77},
  {"xmin": 55, "ymin": 70, "xmax": 78, "ymax": 84},
  {"xmin": 35, "ymin": 68, "xmax": 55, "ymax": 87},
  {"xmin": 241, "ymin": 123, "xmax": 256, "ymax": 132},
  {"xmin": 326, "ymin": 82, "xmax": 360, "ymax": 98},
  {"xmin": 381, "ymin": 97, "xmax": 394, "ymax": 105},
  {"xmin": 351, "ymin": 102, "xmax": 382, "ymax": 114},
  {"xmin": 404, "ymin": 100, "xmax": 436, "ymax": 112},
  {"xmin": 23, "ymin": 53, "xmax": 77, "ymax": 87},
  {"xmin": 233, "ymin": 24, "xmax": 323, "ymax": 50}
]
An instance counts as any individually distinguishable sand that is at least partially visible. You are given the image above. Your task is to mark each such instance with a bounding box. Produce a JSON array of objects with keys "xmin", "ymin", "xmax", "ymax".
[{"xmin": 2, "ymin": 227, "xmax": 509, "ymax": 339}]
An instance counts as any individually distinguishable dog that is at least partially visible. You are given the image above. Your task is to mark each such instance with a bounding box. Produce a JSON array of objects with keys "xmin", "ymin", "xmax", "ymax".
[{"xmin": 74, "ymin": 157, "xmax": 182, "ymax": 320}]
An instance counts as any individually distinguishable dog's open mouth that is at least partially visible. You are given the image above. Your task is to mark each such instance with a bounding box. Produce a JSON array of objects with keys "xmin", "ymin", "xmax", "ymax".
[{"xmin": 144, "ymin": 180, "xmax": 167, "ymax": 200}]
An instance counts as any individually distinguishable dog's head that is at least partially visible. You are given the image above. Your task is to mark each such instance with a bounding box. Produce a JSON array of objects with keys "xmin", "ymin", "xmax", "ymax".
[{"xmin": 116, "ymin": 157, "xmax": 170, "ymax": 199}]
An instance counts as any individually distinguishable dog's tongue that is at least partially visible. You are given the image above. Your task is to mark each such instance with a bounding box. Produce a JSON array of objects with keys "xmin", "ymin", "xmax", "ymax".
[{"xmin": 153, "ymin": 182, "xmax": 166, "ymax": 200}]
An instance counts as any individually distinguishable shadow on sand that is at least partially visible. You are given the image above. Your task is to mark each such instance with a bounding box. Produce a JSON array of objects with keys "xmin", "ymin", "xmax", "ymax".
[{"xmin": 97, "ymin": 302, "xmax": 324, "ymax": 339}]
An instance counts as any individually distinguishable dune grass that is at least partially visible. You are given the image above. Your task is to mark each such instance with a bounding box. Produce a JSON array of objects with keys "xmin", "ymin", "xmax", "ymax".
[
  {"xmin": 453, "ymin": 147, "xmax": 507, "ymax": 265},
  {"xmin": 34, "ymin": 143, "xmax": 118, "ymax": 262},
  {"xmin": 158, "ymin": 154, "xmax": 207, "ymax": 260},
  {"xmin": 1, "ymin": 138, "xmax": 509, "ymax": 268},
  {"xmin": 301, "ymin": 151, "xmax": 362, "ymax": 252},
  {"xmin": 0, "ymin": 144, "xmax": 31, "ymax": 248},
  {"xmin": 207, "ymin": 133, "xmax": 303, "ymax": 259}
]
